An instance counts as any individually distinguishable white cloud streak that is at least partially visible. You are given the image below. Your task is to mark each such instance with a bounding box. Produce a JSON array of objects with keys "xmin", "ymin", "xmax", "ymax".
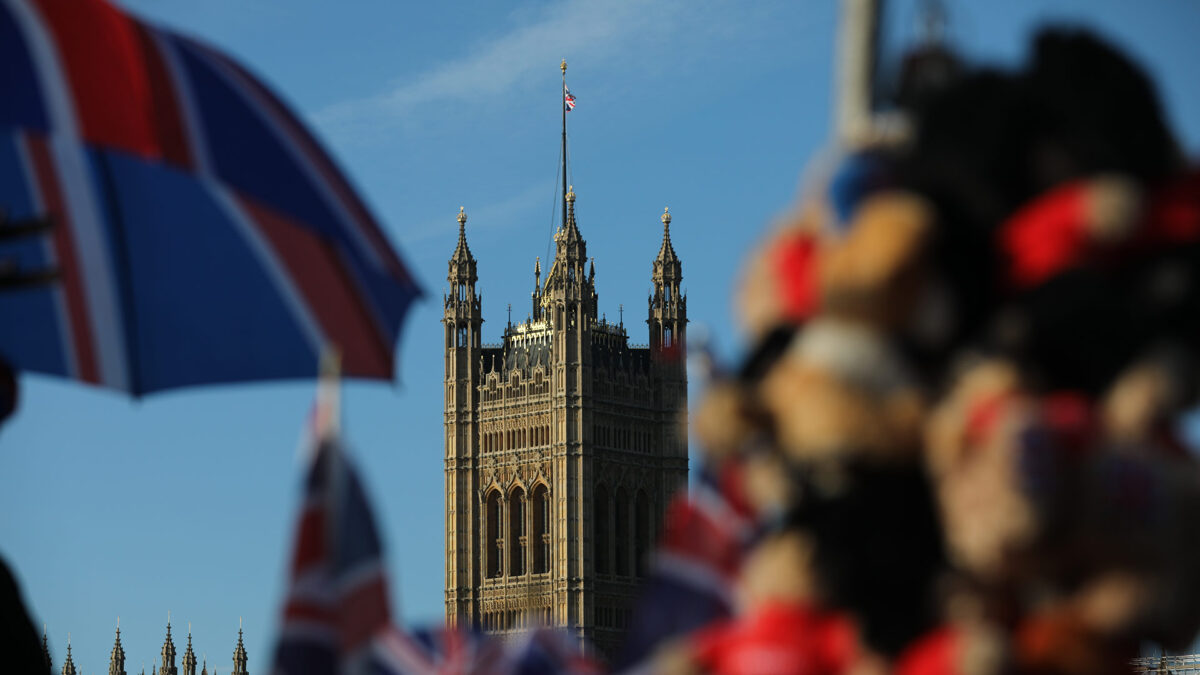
[{"xmin": 313, "ymin": 0, "xmax": 747, "ymax": 133}]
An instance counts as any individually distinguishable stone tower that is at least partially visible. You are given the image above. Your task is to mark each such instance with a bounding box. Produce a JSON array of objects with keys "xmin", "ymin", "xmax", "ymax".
[
  {"xmin": 109, "ymin": 621, "xmax": 126, "ymax": 675},
  {"xmin": 442, "ymin": 189, "xmax": 689, "ymax": 658}
]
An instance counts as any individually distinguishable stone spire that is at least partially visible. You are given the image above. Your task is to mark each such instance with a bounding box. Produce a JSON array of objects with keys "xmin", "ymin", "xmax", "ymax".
[
  {"xmin": 159, "ymin": 617, "xmax": 178, "ymax": 675},
  {"xmin": 450, "ymin": 206, "xmax": 474, "ymax": 266},
  {"xmin": 231, "ymin": 621, "xmax": 247, "ymax": 675},
  {"xmin": 181, "ymin": 625, "xmax": 197, "ymax": 675},
  {"xmin": 531, "ymin": 257, "xmax": 542, "ymax": 320},
  {"xmin": 546, "ymin": 186, "xmax": 589, "ymax": 292},
  {"xmin": 62, "ymin": 634, "xmax": 77, "ymax": 675},
  {"xmin": 649, "ymin": 206, "xmax": 686, "ymax": 362},
  {"xmin": 42, "ymin": 626, "xmax": 53, "ymax": 674},
  {"xmin": 200, "ymin": 656, "xmax": 207, "ymax": 675},
  {"xmin": 108, "ymin": 619, "xmax": 127, "ymax": 675},
  {"xmin": 654, "ymin": 207, "xmax": 681, "ymax": 273},
  {"xmin": 562, "ymin": 186, "xmax": 583, "ymax": 245}
]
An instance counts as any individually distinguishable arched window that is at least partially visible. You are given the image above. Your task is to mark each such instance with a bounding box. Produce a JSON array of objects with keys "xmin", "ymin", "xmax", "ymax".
[
  {"xmin": 509, "ymin": 487, "xmax": 526, "ymax": 576},
  {"xmin": 485, "ymin": 491, "xmax": 502, "ymax": 578},
  {"xmin": 636, "ymin": 491, "xmax": 650, "ymax": 577},
  {"xmin": 594, "ymin": 484, "xmax": 610, "ymax": 574},
  {"xmin": 532, "ymin": 485, "xmax": 550, "ymax": 574},
  {"xmin": 615, "ymin": 487, "xmax": 630, "ymax": 576}
]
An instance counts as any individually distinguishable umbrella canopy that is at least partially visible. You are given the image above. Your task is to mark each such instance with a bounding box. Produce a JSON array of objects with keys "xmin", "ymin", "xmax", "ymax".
[{"xmin": 0, "ymin": 0, "xmax": 422, "ymax": 395}]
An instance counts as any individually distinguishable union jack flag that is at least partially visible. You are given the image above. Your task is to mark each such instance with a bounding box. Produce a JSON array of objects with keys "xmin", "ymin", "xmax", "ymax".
[
  {"xmin": 564, "ymin": 87, "xmax": 576, "ymax": 112},
  {"xmin": 616, "ymin": 462, "xmax": 755, "ymax": 669},
  {"xmin": 272, "ymin": 402, "xmax": 396, "ymax": 674}
]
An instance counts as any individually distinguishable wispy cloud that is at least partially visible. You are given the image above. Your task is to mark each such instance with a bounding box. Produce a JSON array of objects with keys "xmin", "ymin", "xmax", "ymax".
[
  {"xmin": 399, "ymin": 180, "xmax": 553, "ymax": 245},
  {"xmin": 313, "ymin": 0, "xmax": 757, "ymax": 138}
]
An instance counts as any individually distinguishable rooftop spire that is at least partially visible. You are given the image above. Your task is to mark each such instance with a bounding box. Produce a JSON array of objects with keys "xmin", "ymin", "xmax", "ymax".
[
  {"xmin": 451, "ymin": 206, "xmax": 473, "ymax": 263},
  {"xmin": 160, "ymin": 617, "xmax": 177, "ymax": 675},
  {"xmin": 656, "ymin": 207, "xmax": 679, "ymax": 266},
  {"xmin": 42, "ymin": 625, "xmax": 53, "ymax": 674},
  {"xmin": 563, "ymin": 185, "xmax": 582, "ymax": 241},
  {"xmin": 182, "ymin": 624, "xmax": 197, "ymax": 675},
  {"xmin": 62, "ymin": 634, "xmax": 77, "ymax": 675},
  {"xmin": 109, "ymin": 619, "xmax": 127, "ymax": 675},
  {"xmin": 232, "ymin": 622, "xmax": 248, "ymax": 675}
]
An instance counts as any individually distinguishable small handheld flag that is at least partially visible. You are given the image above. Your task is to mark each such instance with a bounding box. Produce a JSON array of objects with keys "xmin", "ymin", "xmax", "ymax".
[{"xmin": 564, "ymin": 87, "xmax": 577, "ymax": 112}]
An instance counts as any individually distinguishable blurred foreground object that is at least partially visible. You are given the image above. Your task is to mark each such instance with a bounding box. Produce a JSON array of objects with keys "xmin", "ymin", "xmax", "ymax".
[
  {"xmin": 677, "ymin": 14, "xmax": 1200, "ymax": 675},
  {"xmin": 0, "ymin": 0, "xmax": 422, "ymax": 395}
]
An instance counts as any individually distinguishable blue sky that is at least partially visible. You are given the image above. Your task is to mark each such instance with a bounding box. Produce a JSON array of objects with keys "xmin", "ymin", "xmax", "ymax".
[{"xmin": 2, "ymin": 1, "xmax": 1199, "ymax": 673}]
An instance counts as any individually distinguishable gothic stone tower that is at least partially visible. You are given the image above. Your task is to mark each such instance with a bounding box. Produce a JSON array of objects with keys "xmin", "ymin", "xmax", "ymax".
[{"xmin": 443, "ymin": 191, "xmax": 688, "ymax": 658}]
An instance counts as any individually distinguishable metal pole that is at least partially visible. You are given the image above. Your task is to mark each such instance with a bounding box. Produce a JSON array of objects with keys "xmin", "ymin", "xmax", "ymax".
[
  {"xmin": 834, "ymin": 0, "xmax": 882, "ymax": 146},
  {"xmin": 561, "ymin": 59, "xmax": 569, "ymax": 230}
]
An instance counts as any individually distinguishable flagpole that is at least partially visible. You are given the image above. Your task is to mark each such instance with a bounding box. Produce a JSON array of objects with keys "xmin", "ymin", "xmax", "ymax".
[{"xmin": 561, "ymin": 58, "xmax": 568, "ymax": 231}]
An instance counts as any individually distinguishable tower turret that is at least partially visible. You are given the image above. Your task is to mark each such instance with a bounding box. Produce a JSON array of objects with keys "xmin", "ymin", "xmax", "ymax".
[
  {"xmin": 443, "ymin": 207, "xmax": 485, "ymax": 625},
  {"xmin": 648, "ymin": 207, "xmax": 688, "ymax": 465},
  {"xmin": 649, "ymin": 207, "xmax": 686, "ymax": 359},
  {"xmin": 231, "ymin": 624, "xmax": 248, "ymax": 675},
  {"xmin": 182, "ymin": 625, "xmax": 196, "ymax": 675},
  {"xmin": 108, "ymin": 620, "xmax": 126, "ymax": 675},
  {"xmin": 159, "ymin": 619, "xmax": 178, "ymax": 675}
]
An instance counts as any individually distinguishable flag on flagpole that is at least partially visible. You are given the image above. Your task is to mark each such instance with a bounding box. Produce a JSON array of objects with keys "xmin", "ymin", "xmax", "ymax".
[
  {"xmin": 273, "ymin": 361, "xmax": 397, "ymax": 675},
  {"xmin": 564, "ymin": 87, "xmax": 577, "ymax": 112}
]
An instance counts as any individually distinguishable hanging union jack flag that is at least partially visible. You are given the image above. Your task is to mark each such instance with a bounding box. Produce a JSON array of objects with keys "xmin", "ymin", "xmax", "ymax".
[
  {"xmin": 564, "ymin": 87, "xmax": 576, "ymax": 112},
  {"xmin": 0, "ymin": 0, "xmax": 422, "ymax": 395}
]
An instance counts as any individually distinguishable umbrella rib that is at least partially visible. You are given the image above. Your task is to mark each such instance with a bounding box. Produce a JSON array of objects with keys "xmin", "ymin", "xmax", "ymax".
[{"xmin": 95, "ymin": 153, "xmax": 142, "ymax": 396}]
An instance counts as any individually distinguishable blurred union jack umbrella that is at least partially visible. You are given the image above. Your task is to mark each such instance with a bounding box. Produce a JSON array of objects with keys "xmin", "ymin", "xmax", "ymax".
[{"xmin": 0, "ymin": 0, "xmax": 422, "ymax": 395}]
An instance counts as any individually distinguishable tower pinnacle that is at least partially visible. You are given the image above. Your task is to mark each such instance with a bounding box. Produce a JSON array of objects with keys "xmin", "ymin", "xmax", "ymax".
[
  {"xmin": 182, "ymin": 624, "xmax": 197, "ymax": 675},
  {"xmin": 451, "ymin": 207, "xmax": 473, "ymax": 265},
  {"xmin": 42, "ymin": 625, "xmax": 53, "ymax": 674},
  {"xmin": 62, "ymin": 634, "xmax": 77, "ymax": 675},
  {"xmin": 232, "ymin": 624, "xmax": 248, "ymax": 675},
  {"xmin": 109, "ymin": 619, "xmax": 127, "ymax": 675},
  {"xmin": 159, "ymin": 618, "xmax": 178, "ymax": 675}
]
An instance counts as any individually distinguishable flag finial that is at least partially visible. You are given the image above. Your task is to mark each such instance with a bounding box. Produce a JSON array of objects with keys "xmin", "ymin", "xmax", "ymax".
[
  {"xmin": 561, "ymin": 59, "xmax": 567, "ymax": 73},
  {"xmin": 566, "ymin": 185, "xmax": 575, "ymax": 204}
]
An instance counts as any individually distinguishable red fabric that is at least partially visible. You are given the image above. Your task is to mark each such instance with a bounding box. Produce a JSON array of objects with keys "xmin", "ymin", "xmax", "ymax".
[
  {"xmin": 1041, "ymin": 392, "xmax": 1094, "ymax": 456},
  {"xmin": 129, "ymin": 19, "xmax": 193, "ymax": 168},
  {"xmin": 238, "ymin": 194, "xmax": 392, "ymax": 377},
  {"xmin": 690, "ymin": 602, "xmax": 858, "ymax": 675},
  {"xmin": 26, "ymin": 134, "xmax": 100, "ymax": 384},
  {"xmin": 894, "ymin": 626, "xmax": 961, "ymax": 675},
  {"xmin": 998, "ymin": 181, "xmax": 1090, "ymax": 289},
  {"xmin": 32, "ymin": 0, "xmax": 158, "ymax": 156},
  {"xmin": 660, "ymin": 494, "xmax": 744, "ymax": 580},
  {"xmin": 773, "ymin": 231, "xmax": 819, "ymax": 323}
]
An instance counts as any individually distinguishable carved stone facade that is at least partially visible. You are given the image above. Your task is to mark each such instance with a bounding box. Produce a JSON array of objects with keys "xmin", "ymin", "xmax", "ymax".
[{"xmin": 443, "ymin": 194, "xmax": 688, "ymax": 658}]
